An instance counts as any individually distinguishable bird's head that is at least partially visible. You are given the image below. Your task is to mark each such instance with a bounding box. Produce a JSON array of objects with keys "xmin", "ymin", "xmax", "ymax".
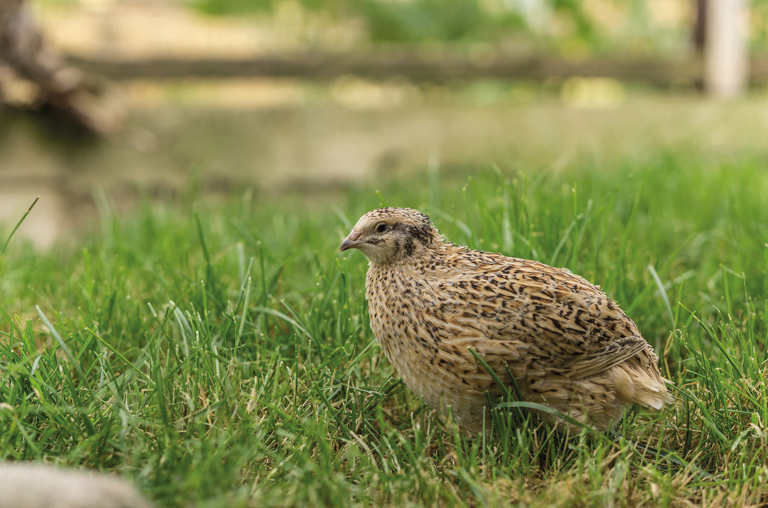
[{"xmin": 340, "ymin": 207, "xmax": 441, "ymax": 265}]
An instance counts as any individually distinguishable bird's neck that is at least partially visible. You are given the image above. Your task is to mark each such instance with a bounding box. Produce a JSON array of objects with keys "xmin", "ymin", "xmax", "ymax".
[{"xmin": 365, "ymin": 258, "xmax": 438, "ymax": 305}]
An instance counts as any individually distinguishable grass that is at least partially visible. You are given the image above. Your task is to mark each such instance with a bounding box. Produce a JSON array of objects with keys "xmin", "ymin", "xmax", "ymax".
[{"xmin": 2, "ymin": 149, "xmax": 768, "ymax": 507}]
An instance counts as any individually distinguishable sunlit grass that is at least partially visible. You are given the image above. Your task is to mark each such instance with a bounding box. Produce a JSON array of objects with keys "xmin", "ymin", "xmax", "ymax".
[{"xmin": 2, "ymin": 150, "xmax": 768, "ymax": 507}]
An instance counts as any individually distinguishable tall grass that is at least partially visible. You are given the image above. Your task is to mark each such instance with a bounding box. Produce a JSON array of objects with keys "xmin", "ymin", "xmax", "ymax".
[{"xmin": 2, "ymin": 150, "xmax": 768, "ymax": 507}]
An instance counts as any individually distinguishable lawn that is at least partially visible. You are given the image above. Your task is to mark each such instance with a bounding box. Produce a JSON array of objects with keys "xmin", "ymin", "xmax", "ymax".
[{"xmin": 2, "ymin": 148, "xmax": 768, "ymax": 507}]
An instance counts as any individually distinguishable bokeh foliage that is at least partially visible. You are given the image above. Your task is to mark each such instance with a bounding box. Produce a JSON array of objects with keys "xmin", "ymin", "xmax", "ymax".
[{"xmin": 190, "ymin": 0, "xmax": 694, "ymax": 55}]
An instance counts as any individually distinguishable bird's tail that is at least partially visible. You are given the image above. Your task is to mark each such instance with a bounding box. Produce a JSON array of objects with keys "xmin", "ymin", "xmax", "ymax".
[{"xmin": 607, "ymin": 349, "xmax": 674, "ymax": 410}]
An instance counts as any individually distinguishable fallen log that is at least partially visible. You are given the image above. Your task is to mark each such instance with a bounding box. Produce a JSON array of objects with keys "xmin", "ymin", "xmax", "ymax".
[{"xmin": 68, "ymin": 52, "xmax": 705, "ymax": 85}]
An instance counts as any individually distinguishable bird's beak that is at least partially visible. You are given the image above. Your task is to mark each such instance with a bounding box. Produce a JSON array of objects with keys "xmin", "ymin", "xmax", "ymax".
[{"xmin": 340, "ymin": 230, "xmax": 363, "ymax": 252}]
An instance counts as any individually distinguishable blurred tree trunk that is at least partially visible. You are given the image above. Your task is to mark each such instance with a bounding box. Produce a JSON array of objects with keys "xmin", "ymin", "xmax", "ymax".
[
  {"xmin": 703, "ymin": 0, "xmax": 748, "ymax": 99},
  {"xmin": 0, "ymin": 0, "xmax": 121, "ymax": 136}
]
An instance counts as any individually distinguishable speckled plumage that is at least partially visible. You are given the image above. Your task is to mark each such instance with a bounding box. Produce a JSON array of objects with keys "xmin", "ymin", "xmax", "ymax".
[{"xmin": 340, "ymin": 207, "xmax": 673, "ymax": 433}]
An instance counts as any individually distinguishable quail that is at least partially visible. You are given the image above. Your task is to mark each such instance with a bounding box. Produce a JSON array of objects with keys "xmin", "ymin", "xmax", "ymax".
[{"xmin": 340, "ymin": 207, "xmax": 672, "ymax": 433}]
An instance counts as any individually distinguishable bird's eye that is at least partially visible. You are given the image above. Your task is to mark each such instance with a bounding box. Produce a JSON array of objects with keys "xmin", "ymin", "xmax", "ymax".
[{"xmin": 375, "ymin": 223, "xmax": 388, "ymax": 233}]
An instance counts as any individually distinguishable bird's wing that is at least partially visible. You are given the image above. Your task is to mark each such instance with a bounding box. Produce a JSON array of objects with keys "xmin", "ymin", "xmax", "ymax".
[
  {"xmin": 505, "ymin": 264, "xmax": 652, "ymax": 378},
  {"xmin": 557, "ymin": 336, "xmax": 650, "ymax": 379},
  {"xmin": 436, "ymin": 255, "xmax": 652, "ymax": 380}
]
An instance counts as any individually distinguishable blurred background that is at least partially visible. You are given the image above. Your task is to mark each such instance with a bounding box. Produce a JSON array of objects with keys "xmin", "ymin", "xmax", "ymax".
[{"xmin": 0, "ymin": 0, "xmax": 762, "ymax": 248}]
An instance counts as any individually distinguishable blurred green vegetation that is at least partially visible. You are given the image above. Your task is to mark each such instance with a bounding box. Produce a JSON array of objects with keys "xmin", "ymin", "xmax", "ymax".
[
  {"xmin": 194, "ymin": 0, "xmax": 524, "ymax": 42},
  {"xmin": 190, "ymin": 0, "xmax": 693, "ymax": 55},
  {"xmin": 33, "ymin": 0, "xmax": 768, "ymax": 57}
]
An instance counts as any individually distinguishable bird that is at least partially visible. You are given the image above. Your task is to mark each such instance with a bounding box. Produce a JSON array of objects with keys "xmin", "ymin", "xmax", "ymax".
[{"xmin": 340, "ymin": 207, "xmax": 672, "ymax": 434}]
